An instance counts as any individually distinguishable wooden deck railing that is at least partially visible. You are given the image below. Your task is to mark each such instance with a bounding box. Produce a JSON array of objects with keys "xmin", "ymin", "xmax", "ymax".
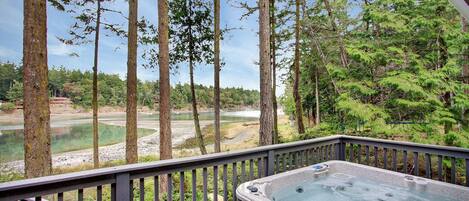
[{"xmin": 0, "ymin": 135, "xmax": 467, "ymax": 201}]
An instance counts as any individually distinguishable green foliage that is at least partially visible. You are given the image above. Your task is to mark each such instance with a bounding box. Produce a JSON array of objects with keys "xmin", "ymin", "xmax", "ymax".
[
  {"xmin": 5, "ymin": 81, "xmax": 23, "ymax": 102},
  {"xmin": 0, "ymin": 102, "xmax": 15, "ymax": 113},
  {"xmin": 281, "ymin": 0, "xmax": 469, "ymax": 146},
  {"xmin": 336, "ymin": 94, "xmax": 386, "ymax": 121},
  {"xmin": 0, "ymin": 63, "xmax": 259, "ymax": 110},
  {"xmin": 444, "ymin": 132, "xmax": 461, "ymax": 147},
  {"xmin": 0, "ymin": 62, "xmax": 21, "ymax": 100}
]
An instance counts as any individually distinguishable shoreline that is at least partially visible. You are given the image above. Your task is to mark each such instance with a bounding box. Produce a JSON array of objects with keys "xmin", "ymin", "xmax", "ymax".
[{"xmin": 0, "ymin": 120, "xmax": 260, "ymax": 174}]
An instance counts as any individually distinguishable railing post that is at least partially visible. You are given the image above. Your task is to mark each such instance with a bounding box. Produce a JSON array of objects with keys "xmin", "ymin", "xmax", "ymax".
[
  {"xmin": 338, "ymin": 139, "xmax": 346, "ymax": 161},
  {"xmin": 116, "ymin": 173, "xmax": 130, "ymax": 201},
  {"xmin": 267, "ymin": 150, "xmax": 275, "ymax": 176}
]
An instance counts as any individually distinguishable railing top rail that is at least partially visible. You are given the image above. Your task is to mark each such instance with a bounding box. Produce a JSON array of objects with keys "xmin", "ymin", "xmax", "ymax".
[
  {"xmin": 1, "ymin": 134, "xmax": 468, "ymax": 196},
  {"xmin": 0, "ymin": 135, "xmax": 341, "ymax": 192},
  {"xmin": 341, "ymin": 135, "xmax": 469, "ymax": 158}
]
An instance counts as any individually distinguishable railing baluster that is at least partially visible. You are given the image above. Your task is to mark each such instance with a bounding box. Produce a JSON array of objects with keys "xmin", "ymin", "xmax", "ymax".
[
  {"xmin": 334, "ymin": 143, "xmax": 340, "ymax": 160},
  {"xmin": 192, "ymin": 170, "xmax": 196, "ymax": 201},
  {"xmin": 311, "ymin": 148, "xmax": 316, "ymax": 163},
  {"xmin": 392, "ymin": 149, "xmax": 397, "ymax": 171},
  {"xmin": 339, "ymin": 142, "xmax": 346, "ymax": 161},
  {"xmin": 305, "ymin": 149, "xmax": 310, "ymax": 165},
  {"xmin": 78, "ymin": 188, "xmax": 83, "ymax": 201},
  {"xmin": 315, "ymin": 148, "xmax": 319, "ymax": 162},
  {"xmin": 257, "ymin": 158, "xmax": 263, "ymax": 177},
  {"xmin": 97, "ymin": 185, "xmax": 103, "ymax": 201},
  {"xmin": 304, "ymin": 150, "xmax": 308, "ymax": 165},
  {"xmin": 466, "ymin": 158, "xmax": 469, "ymax": 187},
  {"xmin": 180, "ymin": 172, "xmax": 185, "ymax": 201},
  {"xmin": 414, "ymin": 152, "xmax": 419, "ymax": 176},
  {"xmin": 299, "ymin": 150, "xmax": 303, "ymax": 166},
  {"xmin": 350, "ymin": 143, "xmax": 354, "ymax": 162},
  {"xmin": 383, "ymin": 148, "xmax": 388, "ymax": 169},
  {"xmin": 451, "ymin": 157, "xmax": 456, "ymax": 184},
  {"xmin": 139, "ymin": 178, "xmax": 144, "ymax": 201},
  {"xmin": 374, "ymin": 146, "xmax": 378, "ymax": 167},
  {"xmin": 213, "ymin": 166, "xmax": 218, "ymax": 201},
  {"xmin": 326, "ymin": 145, "xmax": 330, "ymax": 161},
  {"xmin": 154, "ymin": 175, "xmax": 159, "ymax": 201},
  {"xmin": 438, "ymin": 155, "xmax": 443, "ymax": 181},
  {"xmin": 365, "ymin": 145, "xmax": 370, "ymax": 165},
  {"xmin": 319, "ymin": 146, "xmax": 324, "ymax": 162},
  {"xmin": 267, "ymin": 151, "xmax": 275, "ymax": 175},
  {"xmin": 294, "ymin": 152, "xmax": 298, "ymax": 168},
  {"xmin": 279, "ymin": 153, "xmax": 284, "ymax": 172},
  {"xmin": 331, "ymin": 144, "xmax": 334, "ymax": 160},
  {"xmin": 203, "ymin": 167, "xmax": 208, "ymax": 201},
  {"xmin": 324, "ymin": 146, "xmax": 329, "ymax": 161},
  {"xmin": 403, "ymin": 150, "xmax": 408, "ymax": 174},
  {"xmin": 233, "ymin": 162, "xmax": 238, "ymax": 201},
  {"xmin": 324, "ymin": 145, "xmax": 327, "ymax": 161},
  {"xmin": 116, "ymin": 173, "xmax": 130, "ymax": 201},
  {"xmin": 58, "ymin": 192, "xmax": 64, "ymax": 201},
  {"xmin": 311, "ymin": 148, "xmax": 315, "ymax": 163},
  {"xmin": 425, "ymin": 153, "xmax": 431, "ymax": 179},
  {"xmin": 241, "ymin": 160, "xmax": 246, "ymax": 182},
  {"xmin": 322, "ymin": 146, "xmax": 326, "ymax": 161},
  {"xmin": 283, "ymin": 153, "xmax": 288, "ymax": 170},
  {"xmin": 130, "ymin": 179, "xmax": 134, "ymax": 200},
  {"xmin": 249, "ymin": 159, "xmax": 254, "ymax": 179},
  {"xmin": 275, "ymin": 154, "xmax": 280, "ymax": 173},
  {"xmin": 357, "ymin": 144, "xmax": 362, "ymax": 164},
  {"xmin": 223, "ymin": 164, "xmax": 228, "ymax": 201},
  {"xmin": 167, "ymin": 174, "xmax": 173, "ymax": 201},
  {"xmin": 111, "ymin": 183, "xmax": 116, "ymax": 201}
]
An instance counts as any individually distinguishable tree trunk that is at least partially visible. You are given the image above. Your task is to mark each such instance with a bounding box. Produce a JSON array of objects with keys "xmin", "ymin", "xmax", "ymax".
[
  {"xmin": 190, "ymin": 61, "xmax": 207, "ymax": 155},
  {"xmin": 158, "ymin": 0, "xmax": 172, "ymax": 193},
  {"xmin": 270, "ymin": 0, "xmax": 279, "ymax": 144},
  {"xmin": 92, "ymin": 0, "xmax": 101, "ymax": 168},
  {"xmin": 323, "ymin": 0, "xmax": 348, "ymax": 68},
  {"xmin": 364, "ymin": 0, "xmax": 370, "ymax": 32},
  {"xmin": 259, "ymin": 0, "xmax": 273, "ymax": 146},
  {"xmin": 315, "ymin": 66, "xmax": 320, "ymax": 125},
  {"xmin": 126, "ymin": 0, "xmax": 138, "ymax": 164},
  {"xmin": 213, "ymin": 0, "xmax": 221, "ymax": 152},
  {"xmin": 293, "ymin": 0, "xmax": 305, "ymax": 134},
  {"xmin": 23, "ymin": 0, "xmax": 52, "ymax": 178},
  {"xmin": 307, "ymin": 30, "xmax": 340, "ymax": 94},
  {"xmin": 188, "ymin": 0, "xmax": 207, "ymax": 155}
]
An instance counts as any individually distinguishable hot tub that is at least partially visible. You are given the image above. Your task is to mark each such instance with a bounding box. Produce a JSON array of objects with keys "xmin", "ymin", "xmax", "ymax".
[{"xmin": 236, "ymin": 160, "xmax": 469, "ymax": 201}]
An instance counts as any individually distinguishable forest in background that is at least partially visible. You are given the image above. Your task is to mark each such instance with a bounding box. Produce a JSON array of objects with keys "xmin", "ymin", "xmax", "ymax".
[
  {"xmin": 0, "ymin": 62, "xmax": 260, "ymax": 110},
  {"xmin": 276, "ymin": 0, "xmax": 469, "ymax": 148}
]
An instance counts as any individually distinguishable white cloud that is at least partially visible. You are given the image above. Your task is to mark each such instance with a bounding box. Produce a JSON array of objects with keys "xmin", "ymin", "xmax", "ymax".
[{"xmin": 49, "ymin": 43, "xmax": 74, "ymax": 56}]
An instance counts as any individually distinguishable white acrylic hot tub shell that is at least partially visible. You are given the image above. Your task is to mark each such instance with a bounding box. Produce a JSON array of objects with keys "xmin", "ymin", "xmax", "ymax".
[{"xmin": 236, "ymin": 160, "xmax": 469, "ymax": 201}]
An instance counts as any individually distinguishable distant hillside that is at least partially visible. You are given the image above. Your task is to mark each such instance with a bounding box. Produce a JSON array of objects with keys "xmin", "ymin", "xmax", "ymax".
[{"xmin": 0, "ymin": 62, "xmax": 260, "ymax": 110}]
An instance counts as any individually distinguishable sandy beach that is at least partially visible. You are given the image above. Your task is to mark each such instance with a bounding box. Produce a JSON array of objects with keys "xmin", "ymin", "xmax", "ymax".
[{"xmin": 0, "ymin": 111, "xmax": 262, "ymax": 173}]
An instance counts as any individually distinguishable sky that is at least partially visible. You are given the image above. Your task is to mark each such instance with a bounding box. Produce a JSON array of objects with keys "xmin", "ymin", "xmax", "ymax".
[{"xmin": 0, "ymin": 0, "xmax": 286, "ymax": 95}]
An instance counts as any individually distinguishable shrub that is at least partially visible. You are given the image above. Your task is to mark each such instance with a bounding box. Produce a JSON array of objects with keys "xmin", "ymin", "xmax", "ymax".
[
  {"xmin": 444, "ymin": 132, "xmax": 461, "ymax": 147},
  {"xmin": 0, "ymin": 102, "xmax": 16, "ymax": 113}
]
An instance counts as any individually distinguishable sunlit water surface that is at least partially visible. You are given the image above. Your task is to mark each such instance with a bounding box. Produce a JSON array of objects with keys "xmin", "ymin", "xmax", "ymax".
[{"xmin": 0, "ymin": 112, "xmax": 257, "ymax": 162}]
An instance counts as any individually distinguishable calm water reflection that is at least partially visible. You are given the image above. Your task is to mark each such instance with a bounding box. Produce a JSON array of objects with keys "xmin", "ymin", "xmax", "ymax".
[{"xmin": 0, "ymin": 112, "xmax": 257, "ymax": 162}]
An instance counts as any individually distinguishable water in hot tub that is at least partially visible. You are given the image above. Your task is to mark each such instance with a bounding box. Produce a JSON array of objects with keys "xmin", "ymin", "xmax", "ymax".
[{"xmin": 270, "ymin": 173, "xmax": 459, "ymax": 201}]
